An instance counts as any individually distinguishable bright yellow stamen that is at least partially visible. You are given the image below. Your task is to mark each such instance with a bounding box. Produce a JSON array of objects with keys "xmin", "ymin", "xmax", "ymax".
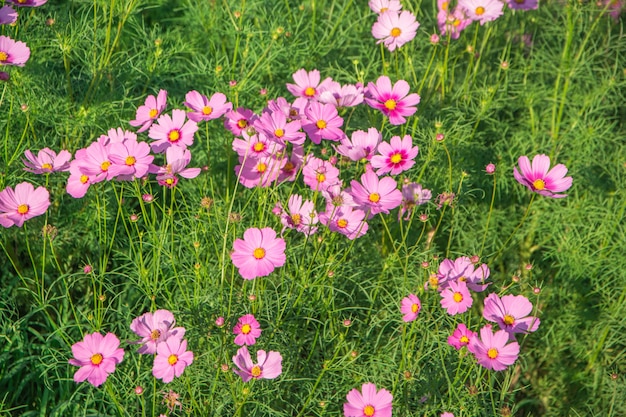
[
  {"xmin": 125, "ymin": 156, "xmax": 136, "ymax": 166},
  {"xmin": 253, "ymin": 142, "xmax": 266, "ymax": 152},
  {"xmin": 337, "ymin": 218, "xmax": 348, "ymax": 228},
  {"xmin": 91, "ymin": 353, "xmax": 103, "ymax": 365},
  {"xmin": 168, "ymin": 130, "xmax": 181, "ymax": 142},
  {"xmin": 165, "ymin": 178, "xmax": 174, "ymax": 185},
  {"xmin": 459, "ymin": 276, "xmax": 467, "ymax": 282},
  {"xmin": 442, "ymin": 1, "xmax": 449, "ymax": 10},
  {"xmin": 41, "ymin": 163, "xmax": 53, "ymax": 170},
  {"xmin": 316, "ymin": 120, "xmax": 327, "ymax": 129},
  {"xmin": 390, "ymin": 153, "xmax": 402, "ymax": 164},
  {"xmin": 80, "ymin": 175, "xmax": 89, "ymax": 184},
  {"xmin": 253, "ymin": 248, "xmax": 266, "ymax": 259},
  {"xmin": 411, "ymin": 303, "xmax": 419, "ymax": 313},
  {"xmin": 380, "ymin": 7, "xmax": 388, "ymax": 12},
  {"xmin": 304, "ymin": 87, "xmax": 316, "ymax": 97},
  {"xmin": 453, "ymin": 18, "xmax": 461, "ymax": 27},
  {"xmin": 274, "ymin": 128, "xmax": 285, "ymax": 138},
  {"xmin": 150, "ymin": 329, "xmax": 161, "ymax": 341},
  {"xmin": 0, "ymin": 51, "xmax": 7, "ymax": 62},
  {"xmin": 475, "ymin": 6, "xmax": 485, "ymax": 15},
  {"xmin": 149, "ymin": 108, "xmax": 158, "ymax": 118},
  {"xmin": 237, "ymin": 119, "xmax": 248, "ymax": 128},
  {"xmin": 384, "ymin": 99, "xmax": 397, "ymax": 110},
  {"xmin": 369, "ymin": 193, "xmax": 380, "ymax": 203},
  {"xmin": 364, "ymin": 405, "xmax": 375, "ymax": 416},
  {"xmin": 390, "ymin": 27, "xmax": 402, "ymax": 37},
  {"xmin": 453, "ymin": 292, "xmax": 463, "ymax": 303},
  {"xmin": 429, "ymin": 275, "xmax": 439, "ymax": 287},
  {"xmin": 503, "ymin": 315, "xmax": 515, "ymax": 325},
  {"xmin": 101, "ymin": 161, "xmax": 111, "ymax": 171},
  {"xmin": 257, "ymin": 162, "xmax": 267, "ymax": 173},
  {"xmin": 168, "ymin": 354, "xmax": 178, "ymax": 365},
  {"xmin": 487, "ymin": 348, "xmax": 498, "ymax": 359},
  {"xmin": 460, "ymin": 335, "xmax": 469, "ymax": 343},
  {"xmin": 17, "ymin": 204, "xmax": 29, "ymax": 215},
  {"xmin": 241, "ymin": 324, "xmax": 252, "ymax": 334},
  {"xmin": 284, "ymin": 161, "xmax": 294, "ymax": 172},
  {"xmin": 251, "ymin": 365, "xmax": 262, "ymax": 377},
  {"xmin": 316, "ymin": 173, "xmax": 326, "ymax": 183},
  {"xmin": 291, "ymin": 213, "xmax": 302, "ymax": 225},
  {"xmin": 533, "ymin": 179, "xmax": 546, "ymax": 190},
  {"xmin": 202, "ymin": 106, "xmax": 213, "ymax": 116}
]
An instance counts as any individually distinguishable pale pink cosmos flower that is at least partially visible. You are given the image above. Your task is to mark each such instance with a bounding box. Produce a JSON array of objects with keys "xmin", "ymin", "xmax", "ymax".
[
  {"xmin": 301, "ymin": 101, "xmax": 345, "ymax": 144},
  {"xmin": 438, "ymin": 0, "xmax": 472, "ymax": 40},
  {"xmin": 107, "ymin": 139, "xmax": 154, "ymax": 180},
  {"xmin": 149, "ymin": 109, "xmax": 199, "ymax": 153},
  {"xmin": 130, "ymin": 309, "xmax": 186, "ymax": 355},
  {"xmin": 280, "ymin": 194, "xmax": 319, "ymax": 236},
  {"xmin": 400, "ymin": 294, "xmax": 421, "ymax": 322},
  {"xmin": 0, "ymin": 182, "xmax": 50, "ymax": 228},
  {"xmin": 66, "ymin": 158, "xmax": 93, "ymax": 198},
  {"xmin": 5, "ymin": 0, "xmax": 47, "ymax": 6},
  {"xmin": 152, "ymin": 147, "xmax": 201, "ymax": 188},
  {"xmin": 224, "ymin": 107, "xmax": 258, "ymax": 136},
  {"xmin": 365, "ymin": 76, "xmax": 420, "ymax": 125},
  {"xmin": 447, "ymin": 323, "xmax": 477, "ymax": 350},
  {"xmin": 232, "ymin": 130, "xmax": 283, "ymax": 160},
  {"xmin": 399, "ymin": 182, "xmax": 431, "ymax": 220},
  {"xmin": 483, "ymin": 293, "xmax": 540, "ymax": 338},
  {"xmin": 233, "ymin": 314, "xmax": 262, "ymax": 346},
  {"xmin": 459, "ymin": 0, "xmax": 504, "ymax": 25},
  {"xmin": 440, "ymin": 280, "xmax": 473, "ymax": 315},
  {"xmin": 285, "ymin": 68, "xmax": 332, "ymax": 100},
  {"xmin": 0, "ymin": 6, "xmax": 18, "ymax": 25},
  {"xmin": 23, "ymin": 148, "xmax": 71, "ymax": 174},
  {"xmin": 129, "ymin": 89, "xmax": 167, "ymax": 133},
  {"xmin": 254, "ymin": 107, "xmax": 305, "ymax": 145},
  {"xmin": 76, "ymin": 141, "xmax": 113, "ymax": 182},
  {"xmin": 184, "ymin": 90, "xmax": 232, "ymax": 122},
  {"xmin": 235, "ymin": 155, "xmax": 284, "ymax": 188},
  {"xmin": 68, "ymin": 332, "xmax": 125, "ymax": 388},
  {"xmin": 231, "ymin": 227, "xmax": 286, "ymax": 280},
  {"xmin": 152, "ymin": 338, "xmax": 194, "ymax": 383},
  {"xmin": 369, "ymin": 0, "xmax": 402, "ymax": 13},
  {"xmin": 319, "ymin": 206, "xmax": 369, "ymax": 240},
  {"xmin": 372, "ymin": 10, "xmax": 420, "ymax": 52},
  {"xmin": 344, "ymin": 382, "xmax": 392, "ymax": 417},
  {"xmin": 232, "ymin": 346, "xmax": 283, "ymax": 382},
  {"xmin": 469, "ymin": 325, "xmax": 520, "ymax": 371},
  {"xmin": 266, "ymin": 97, "xmax": 303, "ymax": 121},
  {"xmin": 100, "ymin": 127, "xmax": 137, "ymax": 145},
  {"xmin": 350, "ymin": 170, "xmax": 403, "ymax": 216},
  {"xmin": 334, "ymin": 128, "xmax": 382, "ymax": 162},
  {"xmin": 513, "ymin": 154, "xmax": 572, "ymax": 198},
  {"xmin": 437, "ymin": 256, "xmax": 491, "ymax": 292},
  {"xmin": 0, "ymin": 35, "xmax": 30, "ymax": 67},
  {"xmin": 321, "ymin": 183, "xmax": 356, "ymax": 213},
  {"xmin": 302, "ymin": 155, "xmax": 341, "ymax": 192},
  {"xmin": 371, "ymin": 135, "xmax": 419, "ymax": 176},
  {"xmin": 318, "ymin": 82, "xmax": 365, "ymax": 108}
]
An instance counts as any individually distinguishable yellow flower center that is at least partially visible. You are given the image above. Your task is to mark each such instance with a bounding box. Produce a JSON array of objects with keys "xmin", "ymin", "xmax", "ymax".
[
  {"xmin": 168, "ymin": 129, "xmax": 181, "ymax": 142},
  {"xmin": 304, "ymin": 87, "xmax": 316, "ymax": 97},
  {"xmin": 253, "ymin": 142, "xmax": 266, "ymax": 152},
  {"xmin": 380, "ymin": 7, "xmax": 388, "ymax": 12},
  {"xmin": 411, "ymin": 303, "xmax": 419, "ymax": 313},
  {"xmin": 202, "ymin": 106, "xmax": 213, "ymax": 116},
  {"xmin": 453, "ymin": 18, "xmax": 461, "ymax": 27},
  {"xmin": 241, "ymin": 324, "xmax": 252, "ymax": 334},
  {"xmin": 17, "ymin": 204, "xmax": 29, "ymax": 215},
  {"xmin": 487, "ymin": 348, "xmax": 498, "ymax": 359},
  {"xmin": 253, "ymin": 248, "xmax": 266, "ymax": 259},
  {"xmin": 91, "ymin": 353, "xmax": 103, "ymax": 365},
  {"xmin": 533, "ymin": 179, "xmax": 546, "ymax": 190},
  {"xmin": 337, "ymin": 218, "xmax": 348, "ymax": 228},
  {"xmin": 364, "ymin": 405, "xmax": 375, "ymax": 416},
  {"xmin": 284, "ymin": 161, "xmax": 294, "ymax": 172},
  {"xmin": 442, "ymin": 1, "xmax": 449, "ymax": 10},
  {"xmin": 503, "ymin": 315, "xmax": 515, "ymax": 325},
  {"xmin": 80, "ymin": 174, "xmax": 89, "ymax": 184},
  {"xmin": 257, "ymin": 162, "xmax": 267, "ymax": 173},
  {"xmin": 390, "ymin": 153, "xmax": 402, "ymax": 164},
  {"xmin": 125, "ymin": 156, "xmax": 136, "ymax": 166},
  {"xmin": 316, "ymin": 119, "xmax": 327, "ymax": 129},
  {"xmin": 384, "ymin": 99, "xmax": 397, "ymax": 110},
  {"xmin": 274, "ymin": 128, "xmax": 285, "ymax": 138},
  {"xmin": 475, "ymin": 6, "xmax": 485, "ymax": 15},
  {"xmin": 459, "ymin": 276, "xmax": 467, "ymax": 282},
  {"xmin": 460, "ymin": 335, "xmax": 469, "ymax": 343},
  {"xmin": 251, "ymin": 365, "xmax": 262, "ymax": 377},
  {"xmin": 41, "ymin": 163, "xmax": 53, "ymax": 170},
  {"xmin": 149, "ymin": 108, "xmax": 158, "ymax": 118},
  {"xmin": 237, "ymin": 119, "xmax": 248, "ymax": 128},
  {"xmin": 291, "ymin": 213, "xmax": 302, "ymax": 225},
  {"xmin": 429, "ymin": 275, "xmax": 439, "ymax": 287},
  {"xmin": 150, "ymin": 329, "xmax": 161, "ymax": 341},
  {"xmin": 453, "ymin": 292, "xmax": 463, "ymax": 303},
  {"xmin": 168, "ymin": 354, "xmax": 178, "ymax": 365},
  {"xmin": 316, "ymin": 173, "xmax": 326, "ymax": 183},
  {"xmin": 0, "ymin": 51, "xmax": 7, "ymax": 62},
  {"xmin": 101, "ymin": 161, "xmax": 111, "ymax": 171},
  {"xmin": 369, "ymin": 193, "xmax": 380, "ymax": 203},
  {"xmin": 165, "ymin": 178, "xmax": 174, "ymax": 185},
  {"xmin": 390, "ymin": 27, "xmax": 402, "ymax": 37}
]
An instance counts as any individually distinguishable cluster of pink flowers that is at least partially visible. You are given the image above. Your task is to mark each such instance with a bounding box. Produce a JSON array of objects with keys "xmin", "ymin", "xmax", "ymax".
[{"xmin": 369, "ymin": 1, "xmax": 419, "ymax": 52}]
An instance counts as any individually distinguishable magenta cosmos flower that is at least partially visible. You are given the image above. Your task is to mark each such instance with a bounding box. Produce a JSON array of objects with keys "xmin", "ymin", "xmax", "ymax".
[
  {"xmin": 513, "ymin": 154, "xmax": 572, "ymax": 198},
  {"xmin": 130, "ymin": 309, "xmax": 186, "ymax": 355},
  {"xmin": 233, "ymin": 314, "xmax": 262, "ymax": 346},
  {"xmin": 365, "ymin": 76, "xmax": 420, "ymax": 125},
  {"xmin": 184, "ymin": 90, "xmax": 232, "ymax": 122},
  {"xmin": 23, "ymin": 148, "xmax": 71, "ymax": 174},
  {"xmin": 152, "ymin": 338, "xmax": 194, "ymax": 383},
  {"xmin": 483, "ymin": 293, "xmax": 540, "ymax": 338},
  {"xmin": 459, "ymin": 0, "xmax": 504, "ymax": 24},
  {"xmin": 400, "ymin": 294, "xmax": 421, "ymax": 322},
  {"xmin": 231, "ymin": 227, "xmax": 286, "ymax": 280},
  {"xmin": 447, "ymin": 323, "xmax": 477, "ymax": 350},
  {"xmin": 0, "ymin": 182, "xmax": 50, "ymax": 228},
  {"xmin": 344, "ymin": 382, "xmax": 392, "ymax": 417},
  {"xmin": 469, "ymin": 325, "xmax": 520, "ymax": 371},
  {"xmin": 440, "ymin": 280, "xmax": 473, "ymax": 315},
  {"xmin": 0, "ymin": 36, "xmax": 30, "ymax": 67},
  {"xmin": 232, "ymin": 346, "xmax": 283, "ymax": 382},
  {"xmin": 0, "ymin": 6, "xmax": 18, "ymax": 25},
  {"xmin": 68, "ymin": 332, "xmax": 125, "ymax": 387},
  {"xmin": 149, "ymin": 109, "xmax": 199, "ymax": 153},
  {"xmin": 350, "ymin": 170, "xmax": 402, "ymax": 216},
  {"xmin": 334, "ymin": 128, "xmax": 382, "ymax": 162},
  {"xmin": 129, "ymin": 89, "xmax": 167, "ymax": 133},
  {"xmin": 371, "ymin": 134, "xmax": 419, "ymax": 176},
  {"xmin": 372, "ymin": 10, "xmax": 419, "ymax": 52}
]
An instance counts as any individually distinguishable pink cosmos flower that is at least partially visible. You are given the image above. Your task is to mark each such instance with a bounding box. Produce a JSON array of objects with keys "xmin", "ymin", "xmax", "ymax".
[
  {"xmin": 235, "ymin": 155, "xmax": 284, "ymax": 188},
  {"xmin": 233, "ymin": 314, "xmax": 262, "ymax": 346},
  {"xmin": 319, "ymin": 206, "xmax": 369, "ymax": 240},
  {"xmin": 130, "ymin": 309, "xmax": 186, "ymax": 355},
  {"xmin": 277, "ymin": 144, "xmax": 305, "ymax": 183},
  {"xmin": 343, "ymin": 382, "xmax": 392, "ymax": 417},
  {"xmin": 152, "ymin": 338, "xmax": 194, "ymax": 383},
  {"xmin": 371, "ymin": 135, "xmax": 419, "ymax": 176},
  {"xmin": 232, "ymin": 346, "xmax": 283, "ymax": 382},
  {"xmin": 369, "ymin": 0, "xmax": 402, "ymax": 13},
  {"xmin": 302, "ymin": 155, "xmax": 341, "ymax": 192},
  {"xmin": 350, "ymin": 170, "xmax": 402, "ymax": 216},
  {"xmin": 0, "ymin": 6, "xmax": 18, "ymax": 25},
  {"xmin": 301, "ymin": 101, "xmax": 345, "ymax": 144},
  {"xmin": 129, "ymin": 89, "xmax": 167, "ymax": 133},
  {"xmin": 107, "ymin": 139, "xmax": 154, "ymax": 180},
  {"xmin": 266, "ymin": 97, "xmax": 304, "ymax": 121},
  {"xmin": 506, "ymin": 0, "xmax": 538, "ymax": 10},
  {"xmin": 224, "ymin": 107, "xmax": 258, "ymax": 136},
  {"xmin": 437, "ymin": 256, "xmax": 490, "ymax": 292},
  {"xmin": 100, "ymin": 127, "xmax": 137, "ymax": 145},
  {"xmin": 483, "ymin": 293, "xmax": 540, "ymax": 338},
  {"xmin": 68, "ymin": 332, "xmax": 125, "ymax": 388},
  {"xmin": 280, "ymin": 194, "xmax": 318, "ymax": 236},
  {"xmin": 66, "ymin": 158, "xmax": 93, "ymax": 198},
  {"xmin": 447, "ymin": 323, "xmax": 477, "ymax": 350},
  {"xmin": 231, "ymin": 227, "xmax": 286, "ymax": 280},
  {"xmin": 439, "ymin": 7, "xmax": 472, "ymax": 40},
  {"xmin": 318, "ymin": 82, "xmax": 365, "ymax": 108},
  {"xmin": 365, "ymin": 76, "xmax": 420, "ymax": 125},
  {"xmin": 286, "ymin": 68, "xmax": 332, "ymax": 100},
  {"xmin": 334, "ymin": 128, "xmax": 382, "ymax": 162},
  {"xmin": 372, "ymin": 10, "xmax": 419, "ymax": 52},
  {"xmin": 513, "ymin": 154, "xmax": 572, "ymax": 198},
  {"xmin": 399, "ymin": 182, "xmax": 431, "ymax": 220},
  {"xmin": 152, "ymin": 147, "xmax": 201, "ymax": 188},
  {"xmin": 0, "ymin": 36, "xmax": 30, "ymax": 67},
  {"xmin": 469, "ymin": 325, "xmax": 520, "ymax": 371},
  {"xmin": 184, "ymin": 90, "xmax": 232, "ymax": 122},
  {"xmin": 440, "ymin": 280, "xmax": 473, "ymax": 315},
  {"xmin": 148, "ymin": 109, "xmax": 199, "ymax": 153},
  {"xmin": 321, "ymin": 183, "xmax": 357, "ymax": 213},
  {"xmin": 459, "ymin": 0, "xmax": 504, "ymax": 25},
  {"xmin": 5, "ymin": 0, "xmax": 47, "ymax": 6},
  {"xmin": 400, "ymin": 294, "xmax": 421, "ymax": 322},
  {"xmin": 0, "ymin": 182, "xmax": 50, "ymax": 228},
  {"xmin": 23, "ymin": 148, "xmax": 71, "ymax": 174},
  {"xmin": 232, "ymin": 130, "xmax": 283, "ymax": 160},
  {"xmin": 254, "ymin": 107, "xmax": 305, "ymax": 145}
]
